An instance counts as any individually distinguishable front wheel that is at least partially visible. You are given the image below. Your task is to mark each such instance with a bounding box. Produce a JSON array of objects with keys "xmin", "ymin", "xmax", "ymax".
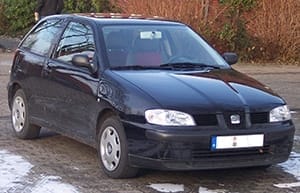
[
  {"xmin": 11, "ymin": 89, "xmax": 40, "ymax": 139},
  {"xmin": 97, "ymin": 115, "xmax": 138, "ymax": 178}
]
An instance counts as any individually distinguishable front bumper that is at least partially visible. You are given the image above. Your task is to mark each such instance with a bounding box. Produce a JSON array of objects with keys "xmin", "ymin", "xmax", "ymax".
[{"xmin": 125, "ymin": 121, "xmax": 295, "ymax": 170}]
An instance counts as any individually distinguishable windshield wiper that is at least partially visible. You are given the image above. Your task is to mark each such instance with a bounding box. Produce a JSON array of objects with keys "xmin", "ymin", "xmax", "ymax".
[
  {"xmin": 160, "ymin": 62, "xmax": 220, "ymax": 70},
  {"xmin": 110, "ymin": 63, "xmax": 220, "ymax": 71}
]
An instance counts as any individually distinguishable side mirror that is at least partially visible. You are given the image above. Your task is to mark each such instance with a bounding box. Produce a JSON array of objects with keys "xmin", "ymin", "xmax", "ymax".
[
  {"xmin": 222, "ymin": 52, "xmax": 238, "ymax": 65},
  {"xmin": 72, "ymin": 54, "xmax": 97, "ymax": 73}
]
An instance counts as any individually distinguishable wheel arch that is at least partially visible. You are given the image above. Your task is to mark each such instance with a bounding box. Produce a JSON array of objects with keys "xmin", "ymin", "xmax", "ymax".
[
  {"xmin": 96, "ymin": 108, "xmax": 118, "ymax": 136},
  {"xmin": 8, "ymin": 83, "xmax": 22, "ymax": 109}
]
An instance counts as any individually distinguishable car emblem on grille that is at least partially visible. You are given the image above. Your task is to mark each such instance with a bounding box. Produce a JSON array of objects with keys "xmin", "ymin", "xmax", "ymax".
[{"xmin": 230, "ymin": 115, "xmax": 240, "ymax": 124}]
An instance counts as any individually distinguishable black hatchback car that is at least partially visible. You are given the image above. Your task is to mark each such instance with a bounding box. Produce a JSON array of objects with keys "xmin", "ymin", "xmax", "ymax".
[{"xmin": 8, "ymin": 13, "xmax": 294, "ymax": 178}]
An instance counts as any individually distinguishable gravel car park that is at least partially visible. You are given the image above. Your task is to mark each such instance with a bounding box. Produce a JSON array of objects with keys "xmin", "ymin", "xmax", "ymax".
[{"xmin": 7, "ymin": 13, "xmax": 295, "ymax": 179}]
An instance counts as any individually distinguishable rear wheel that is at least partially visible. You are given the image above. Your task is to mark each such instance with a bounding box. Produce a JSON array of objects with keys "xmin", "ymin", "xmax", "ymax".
[
  {"xmin": 97, "ymin": 115, "xmax": 138, "ymax": 178},
  {"xmin": 11, "ymin": 89, "xmax": 40, "ymax": 139}
]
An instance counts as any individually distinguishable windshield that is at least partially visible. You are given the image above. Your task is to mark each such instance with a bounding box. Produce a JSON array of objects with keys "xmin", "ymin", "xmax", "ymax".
[{"xmin": 101, "ymin": 24, "xmax": 229, "ymax": 69}]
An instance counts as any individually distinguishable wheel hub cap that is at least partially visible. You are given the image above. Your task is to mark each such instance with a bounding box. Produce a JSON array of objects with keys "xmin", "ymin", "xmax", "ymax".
[
  {"xmin": 107, "ymin": 143, "xmax": 113, "ymax": 154},
  {"xmin": 12, "ymin": 96, "xmax": 26, "ymax": 132},
  {"xmin": 100, "ymin": 126, "xmax": 121, "ymax": 171}
]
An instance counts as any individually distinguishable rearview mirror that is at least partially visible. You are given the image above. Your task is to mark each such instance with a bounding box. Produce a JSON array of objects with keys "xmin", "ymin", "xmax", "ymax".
[
  {"xmin": 72, "ymin": 54, "xmax": 97, "ymax": 73},
  {"xmin": 222, "ymin": 52, "xmax": 238, "ymax": 65}
]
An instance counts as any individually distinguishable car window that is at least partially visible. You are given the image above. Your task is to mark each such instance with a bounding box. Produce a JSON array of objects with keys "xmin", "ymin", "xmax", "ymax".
[
  {"xmin": 55, "ymin": 22, "xmax": 95, "ymax": 65},
  {"xmin": 21, "ymin": 19, "xmax": 64, "ymax": 56}
]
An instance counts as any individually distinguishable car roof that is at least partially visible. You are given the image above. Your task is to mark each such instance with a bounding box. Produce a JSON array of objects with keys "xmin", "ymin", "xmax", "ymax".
[{"xmin": 47, "ymin": 13, "xmax": 185, "ymax": 26}]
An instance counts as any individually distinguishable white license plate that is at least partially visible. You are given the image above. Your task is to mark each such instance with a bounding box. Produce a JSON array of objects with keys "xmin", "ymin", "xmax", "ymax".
[{"xmin": 211, "ymin": 134, "xmax": 264, "ymax": 150}]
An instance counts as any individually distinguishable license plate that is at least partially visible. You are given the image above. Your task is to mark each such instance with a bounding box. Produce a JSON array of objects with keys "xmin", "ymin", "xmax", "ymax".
[{"xmin": 211, "ymin": 134, "xmax": 264, "ymax": 150}]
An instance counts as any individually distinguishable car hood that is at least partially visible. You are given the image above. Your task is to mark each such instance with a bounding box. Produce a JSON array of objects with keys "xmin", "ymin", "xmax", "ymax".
[{"xmin": 112, "ymin": 69, "xmax": 285, "ymax": 113}]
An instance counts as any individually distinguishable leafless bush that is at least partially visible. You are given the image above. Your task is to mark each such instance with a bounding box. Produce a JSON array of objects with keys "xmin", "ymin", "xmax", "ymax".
[
  {"xmin": 112, "ymin": 0, "xmax": 219, "ymax": 32},
  {"xmin": 246, "ymin": 0, "xmax": 300, "ymax": 62}
]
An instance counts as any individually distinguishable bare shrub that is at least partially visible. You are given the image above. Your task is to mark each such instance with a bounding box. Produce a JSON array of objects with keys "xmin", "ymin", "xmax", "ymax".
[
  {"xmin": 246, "ymin": 0, "xmax": 300, "ymax": 62},
  {"xmin": 112, "ymin": 0, "xmax": 219, "ymax": 32}
]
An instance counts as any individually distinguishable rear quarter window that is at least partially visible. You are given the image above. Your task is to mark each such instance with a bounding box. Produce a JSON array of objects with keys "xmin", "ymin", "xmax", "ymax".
[{"xmin": 21, "ymin": 19, "xmax": 65, "ymax": 56}]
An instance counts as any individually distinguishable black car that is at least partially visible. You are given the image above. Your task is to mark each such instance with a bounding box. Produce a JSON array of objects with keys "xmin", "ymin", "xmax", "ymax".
[{"xmin": 7, "ymin": 13, "xmax": 295, "ymax": 178}]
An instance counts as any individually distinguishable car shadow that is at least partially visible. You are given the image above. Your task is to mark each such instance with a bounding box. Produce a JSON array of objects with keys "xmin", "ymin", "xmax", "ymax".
[{"xmin": 38, "ymin": 127, "xmax": 59, "ymax": 138}]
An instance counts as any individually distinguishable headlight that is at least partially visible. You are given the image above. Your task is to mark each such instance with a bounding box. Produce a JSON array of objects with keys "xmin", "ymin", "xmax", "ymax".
[
  {"xmin": 269, "ymin": 105, "xmax": 291, "ymax": 122},
  {"xmin": 145, "ymin": 109, "xmax": 196, "ymax": 126}
]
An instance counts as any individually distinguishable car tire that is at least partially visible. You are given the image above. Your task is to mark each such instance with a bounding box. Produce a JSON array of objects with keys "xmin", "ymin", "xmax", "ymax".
[
  {"xmin": 11, "ymin": 89, "xmax": 41, "ymax": 139},
  {"xmin": 97, "ymin": 115, "xmax": 138, "ymax": 178}
]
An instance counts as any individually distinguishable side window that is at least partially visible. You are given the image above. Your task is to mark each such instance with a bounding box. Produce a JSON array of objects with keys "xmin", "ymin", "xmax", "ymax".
[
  {"xmin": 21, "ymin": 19, "xmax": 64, "ymax": 56},
  {"xmin": 55, "ymin": 22, "xmax": 95, "ymax": 64}
]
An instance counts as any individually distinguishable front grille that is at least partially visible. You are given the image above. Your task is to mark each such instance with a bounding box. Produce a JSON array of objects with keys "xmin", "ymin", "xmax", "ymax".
[
  {"xmin": 155, "ymin": 142, "xmax": 272, "ymax": 161},
  {"xmin": 223, "ymin": 111, "xmax": 246, "ymax": 129},
  {"xmin": 251, "ymin": 112, "xmax": 269, "ymax": 124},
  {"xmin": 191, "ymin": 146, "xmax": 270, "ymax": 159},
  {"xmin": 193, "ymin": 114, "xmax": 218, "ymax": 126}
]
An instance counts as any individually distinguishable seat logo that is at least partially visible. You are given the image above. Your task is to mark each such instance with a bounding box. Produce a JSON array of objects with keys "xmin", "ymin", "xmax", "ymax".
[{"xmin": 230, "ymin": 115, "xmax": 240, "ymax": 124}]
